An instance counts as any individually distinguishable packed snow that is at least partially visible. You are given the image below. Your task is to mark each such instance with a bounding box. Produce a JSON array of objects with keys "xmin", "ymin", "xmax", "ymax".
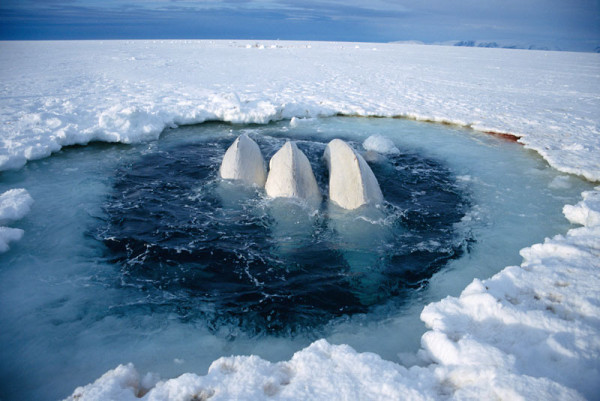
[
  {"xmin": 564, "ymin": 187, "xmax": 600, "ymax": 227},
  {"xmin": 0, "ymin": 40, "xmax": 598, "ymax": 400},
  {"xmin": 1, "ymin": 41, "xmax": 598, "ymax": 180}
]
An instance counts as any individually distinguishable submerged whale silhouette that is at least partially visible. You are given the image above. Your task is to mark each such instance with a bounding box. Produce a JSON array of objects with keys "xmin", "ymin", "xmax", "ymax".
[{"xmin": 219, "ymin": 135, "xmax": 389, "ymax": 300}]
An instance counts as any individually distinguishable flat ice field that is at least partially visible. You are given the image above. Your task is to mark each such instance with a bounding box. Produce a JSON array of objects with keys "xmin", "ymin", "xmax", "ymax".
[{"xmin": 1, "ymin": 40, "xmax": 599, "ymax": 400}]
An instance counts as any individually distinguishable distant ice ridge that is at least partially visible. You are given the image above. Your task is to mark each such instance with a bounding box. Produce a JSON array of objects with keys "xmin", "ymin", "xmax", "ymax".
[
  {"xmin": 0, "ymin": 189, "xmax": 33, "ymax": 253},
  {"xmin": 434, "ymin": 39, "xmax": 564, "ymax": 51}
]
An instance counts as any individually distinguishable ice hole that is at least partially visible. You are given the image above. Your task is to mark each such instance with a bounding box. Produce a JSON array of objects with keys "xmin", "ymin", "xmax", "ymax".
[
  {"xmin": 0, "ymin": 117, "xmax": 593, "ymax": 401},
  {"xmin": 98, "ymin": 129, "xmax": 469, "ymax": 333}
]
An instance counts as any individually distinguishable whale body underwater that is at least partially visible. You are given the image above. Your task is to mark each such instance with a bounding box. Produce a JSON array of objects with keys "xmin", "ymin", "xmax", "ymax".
[
  {"xmin": 219, "ymin": 134, "xmax": 383, "ymax": 210},
  {"xmin": 218, "ymin": 135, "xmax": 389, "ymax": 301},
  {"xmin": 92, "ymin": 124, "xmax": 474, "ymax": 335}
]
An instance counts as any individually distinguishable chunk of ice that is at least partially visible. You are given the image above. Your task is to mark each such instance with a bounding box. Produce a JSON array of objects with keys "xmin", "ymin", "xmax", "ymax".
[
  {"xmin": 363, "ymin": 135, "xmax": 400, "ymax": 155},
  {"xmin": 0, "ymin": 188, "xmax": 34, "ymax": 225},
  {"xmin": 0, "ymin": 227, "xmax": 24, "ymax": 253},
  {"xmin": 0, "ymin": 188, "xmax": 33, "ymax": 253}
]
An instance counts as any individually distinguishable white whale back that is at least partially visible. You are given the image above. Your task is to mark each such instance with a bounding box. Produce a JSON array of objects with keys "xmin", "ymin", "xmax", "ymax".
[
  {"xmin": 265, "ymin": 141, "xmax": 321, "ymax": 204},
  {"xmin": 323, "ymin": 139, "xmax": 383, "ymax": 210},
  {"xmin": 219, "ymin": 134, "xmax": 266, "ymax": 187}
]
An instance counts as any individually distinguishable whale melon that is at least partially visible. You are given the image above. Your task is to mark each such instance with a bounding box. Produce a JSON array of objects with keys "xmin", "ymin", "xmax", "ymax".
[
  {"xmin": 265, "ymin": 141, "xmax": 321, "ymax": 204},
  {"xmin": 219, "ymin": 134, "xmax": 266, "ymax": 187},
  {"xmin": 323, "ymin": 139, "xmax": 383, "ymax": 210}
]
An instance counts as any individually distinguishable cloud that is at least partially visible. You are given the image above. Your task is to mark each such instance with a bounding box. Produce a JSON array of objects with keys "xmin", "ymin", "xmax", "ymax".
[{"xmin": 0, "ymin": 0, "xmax": 598, "ymax": 50}]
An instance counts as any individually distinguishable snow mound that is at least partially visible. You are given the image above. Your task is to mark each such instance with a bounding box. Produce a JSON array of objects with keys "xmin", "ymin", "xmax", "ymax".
[
  {"xmin": 420, "ymin": 195, "xmax": 600, "ymax": 400},
  {"xmin": 563, "ymin": 186, "xmax": 600, "ymax": 227},
  {"xmin": 362, "ymin": 135, "xmax": 400, "ymax": 155},
  {"xmin": 0, "ymin": 188, "xmax": 33, "ymax": 253},
  {"xmin": 323, "ymin": 139, "xmax": 383, "ymax": 210},
  {"xmin": 219, "ymin": 134, "xmax": 267, "ymax": 187},
  {"xmin": 65, "ymin": 340, "xmax": 439, "ymax": 401},
  {"xmin": 265, "ymin": 141, "xmax": 321, "ymax": 204}
]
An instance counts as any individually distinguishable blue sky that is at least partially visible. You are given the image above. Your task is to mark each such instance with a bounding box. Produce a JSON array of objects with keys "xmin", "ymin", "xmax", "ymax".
[{"xmin": 1, "ymin": 0, "xmax": 599, "ymax": 51}]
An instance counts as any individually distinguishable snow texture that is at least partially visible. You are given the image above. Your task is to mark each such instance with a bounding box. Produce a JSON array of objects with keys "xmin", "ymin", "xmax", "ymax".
[
  {"xmin": 265, "ymin": 141, "xmax": 321, "ymax": 204},
  {"xmin": 0, "ymin": 40, "xmax": 598, "ymax": 400},
  {"xmin": 0, "ymin": 188, "xmax": 33, "ymax": 252},
  {"xmin": 219, "ymin": 134, "xmax": 267, "ymax": 187},
  {"xmin": 563, "ymin": 187, "xmax": 600, "ymax": 227},
  {"xmin": 1, "ymin": 41, "xmax": 598, "ymax": 182},
  {"xmin": 323, "ymin": 139, "xmax": 384, "ymax": 210}
]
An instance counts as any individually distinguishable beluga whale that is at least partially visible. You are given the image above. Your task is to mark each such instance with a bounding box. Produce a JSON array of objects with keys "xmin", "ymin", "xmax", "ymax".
[
  {"xmin": 219, "ymin": 134, "xmax": 267, "ymax": 187},
  {"xmin": 264, "ymin": 141, "xmax": 322, "ymax": 256},
  {"xmin": 323, "ymin": 139, "xmax": 390, "ymax": 305},
  {"xmin": 265, "ymin": 141, "xmax": 321, "ymax": 205},
  {"xmin": 323, "ymin": 139, "xmax": 384, "ymax": 210}
]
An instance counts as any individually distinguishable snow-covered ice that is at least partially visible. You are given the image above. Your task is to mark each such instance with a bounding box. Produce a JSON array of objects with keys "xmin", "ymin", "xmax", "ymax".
[
  {"xmin": 0, "ymin": 188, "xmax": 33, "ymax": 224},
  {"xmin": 0, "ymin": 40, "xmax": 599, "ymax": 400},
  {"xmin": 1, "ymin": 41, "xmax": 598, "ymax": 180},
  {"xmin": 563, "ymin": 187, "xmax": 600, "ymax": 227}
]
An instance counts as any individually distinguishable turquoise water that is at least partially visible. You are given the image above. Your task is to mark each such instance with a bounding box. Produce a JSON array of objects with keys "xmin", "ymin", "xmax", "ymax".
[{"xmin": 0, "ymin": 117, "xmax": 592, "ymax": 401}]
